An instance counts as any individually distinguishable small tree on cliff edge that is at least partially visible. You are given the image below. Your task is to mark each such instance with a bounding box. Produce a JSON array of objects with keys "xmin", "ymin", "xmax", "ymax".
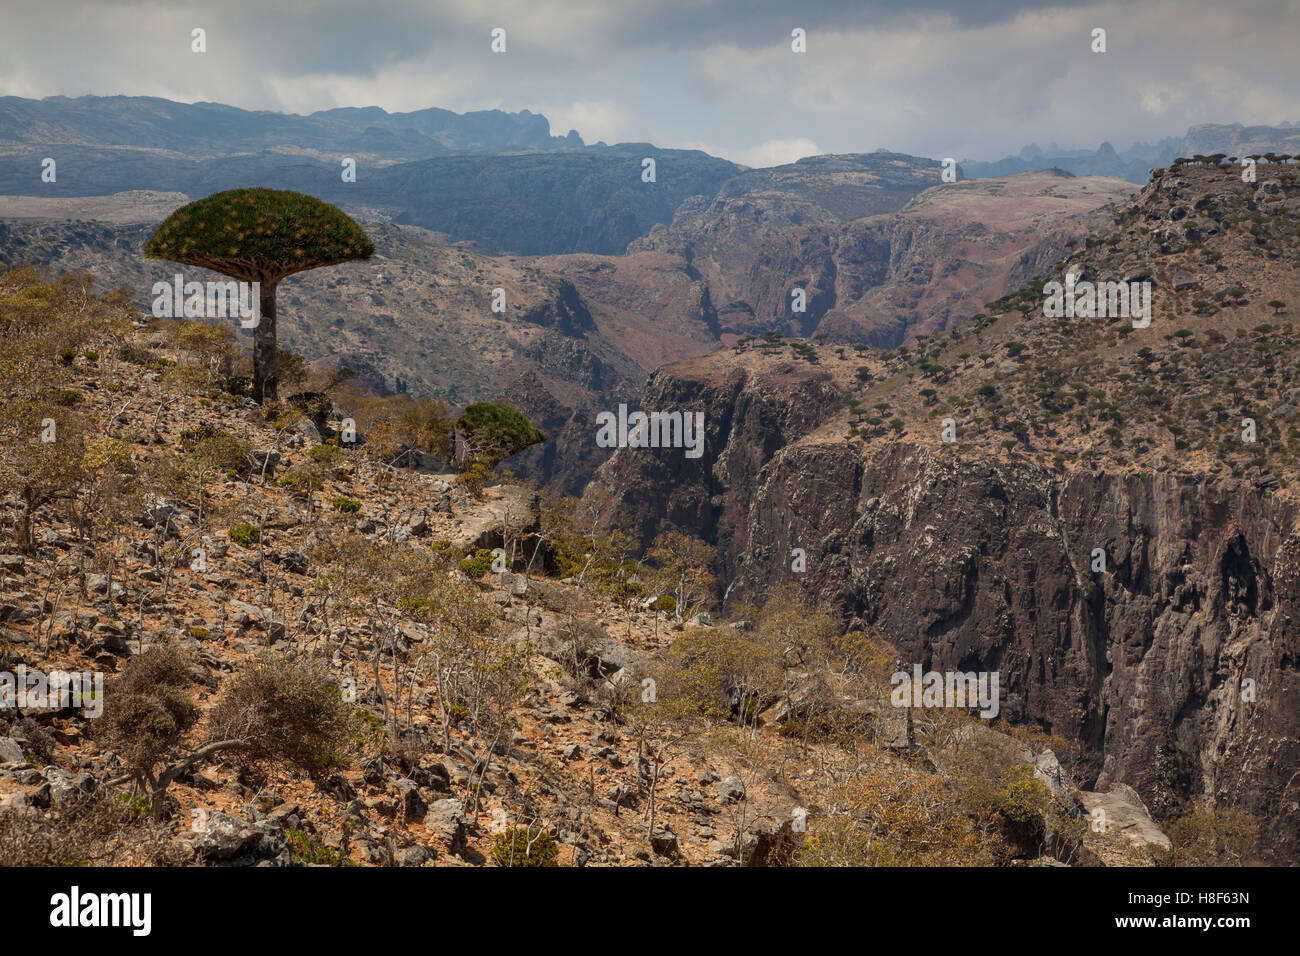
[
  {"xmin": 452, "ymin": 401, "xmax": 546, "ymax": 471},
  {"xmin": 144, "ymin": 188, "xmax": 374, "ymax": 403}
]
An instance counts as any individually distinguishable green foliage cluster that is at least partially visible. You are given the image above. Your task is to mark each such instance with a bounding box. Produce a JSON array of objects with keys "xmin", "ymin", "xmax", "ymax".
[
  {"xmin": 490, "ymin": 827, "xmax": 560, "ymax": 867},
  {"xmin": 460, "ymin": 548, "xmax": 496, "ymax": 579},
  {"xmin": 277, "ymin": 466, "xmax": 324, "ymax": 497},
  {"xmin": 454, "ymin": 402, "xmax": 545, "ymax": 470},
  {"xmin": 308, "ymin": 443, "xmax": 343, "ymax": 465},
  {"xmin": 180, "ymin": 425, "xmax": 250, "ymax": 474},
  {"xmin": 286, "ymin": 828, "xmax": 358, "ymax": 866},
  {"xmin": 227, "ymin": 522, "xmax": 261, "ymax": 547},
  {"xmin": 143, "ymin": 188, "xmax": 375, "ymax": 281}
]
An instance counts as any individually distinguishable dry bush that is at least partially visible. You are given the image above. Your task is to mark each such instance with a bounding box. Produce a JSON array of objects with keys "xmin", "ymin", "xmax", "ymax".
[
  {"xmin": 98, "ymin": 644, "xmax": 201, "ymax": 793},
  {"xmin": 0, "ymin": 789, "xmax": 187, "ymax": 866},
  {"xmin": 799, "ymin": 760, "xmax": 1002, "ymax": 867},
  {"xmin": 207, "ymin": 654, "xmax": 358, "ymax": 778}
]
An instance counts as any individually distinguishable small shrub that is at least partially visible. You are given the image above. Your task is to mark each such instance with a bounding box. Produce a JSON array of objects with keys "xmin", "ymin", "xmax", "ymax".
[
  {"xmin": 652, "ymin": 594, "xmax": 677, "ymax": 614},
  {"xmin": 207, "ymin": 655, "xmax": 359, "ymax": 778},
  {"xmin": 309, "ymin": 443, "xmax": 343, "ymax": 465},
  {"xmin": 52, "ymin": 389, "xmax": 83, "ymax": 406},
  {"xmin": 455, "ymin": 460, "xmax": 493, "ymax": 496},
  {"xmin": 180, "ymin": 425, "xmax": 250, "ymax": 474},
  {"xmin": 286, "ymin": 827, "xmax": 357, "ymax": 866},
  {"xmin": 428, "ymin": 540, "xmax": 460, "ymax": 568},
  {"xmin": 98, "ymin": 645, "xmax": 201, "ymax": 789},
  {"xmin": 118, "ymin": 343, "xmax": 156, "ymax": 366},
  {"xmin": 15, "ymin": 717, "xmax": 55, "ymax": 765},
  {"xmin": 228, "ymin": 523, "xmax": 261, "ymax": 548},
  {"xmin": 116, "ymin": 793, "xmax": 152, "ymax": 819},
  {"xmin": 223, "ymin": 375, "xmax": 252, "ymax": 398},
  {"xmin": 83, "ymin": 438, "xmax": 133, "ymax": 471},
  {"xmin": 277, "ymin": 467, "xmax": 324, "ymax": 498},
  {"xmin": 993, "ymin": 764, "xmax": 1052, "ymax": 826},
  {"xmin": 288, "ymin": 391, "xmax": 333, "ymax": 431},
  {"xmin": 460, "ymin": 548, "xmax": 495, "ymax": 579},
  {"xmin": 491, "ymin": 827, "xmax": 560, "ymax": 867},
  {"xmin": 330, "ymin": 496, "xmax": 361, "ymax": 513}
]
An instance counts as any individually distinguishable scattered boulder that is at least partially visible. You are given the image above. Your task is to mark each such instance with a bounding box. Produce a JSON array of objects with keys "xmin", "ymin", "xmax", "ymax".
[
  {"xmin": 412, "ymin": 761, "xmax": 451, "ymax": 793},
  {"xmin": 0, "ymin": 736, "xmax": 26, "ymax": 765},
  {"xmin": 717, "ymin": 776, "xmax": 746, "ymax": 803},
  {"xmin": 277, "ymin": 550, "xmax": 310, "ymax": 574},
  {"xmin": 42, "ymin": 766, "xmax": 94, "ymax": 804},
  {"xmin": 651, "ymin": 826, "xmax": 679, "ymax": 855},
  {"xmin": 85, "ymin": 574, "xmax": 126, "ymax": 599},
  {"xmin": 399, "ymin": 844, "xmax": 433, "ymax": 867},
  {"xmin": 193, "ymin": 811, "xmax": 288, "ymax": 862},
  {"xmin": 425, "ymin": 798, "xmax": 467, "ymax": 855},
  {"xmin": 249, "ymin": 449, "xmax": 280, "ymax": 477},
  {"xmin": 405, "ymin": 509, "xmax": 430, "ymax": 537},
  {"xmin": 394, "ymin": 778, "xmax": 428, "ymax": 821},
  {"xmin": 1079, "ymin": 785, "xmax": 1171, "ymax": 852}
]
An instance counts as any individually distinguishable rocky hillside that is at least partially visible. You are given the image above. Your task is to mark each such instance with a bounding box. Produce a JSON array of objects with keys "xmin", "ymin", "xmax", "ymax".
[
  {"xmin": 0, "ymin": 297, "xmax": 1212, "ymax": 868},
  {"xmin": 0, "ymin": 208, "xmax": 641, "ymax": 494},
  {"xmin": 596, "ymin": 160, "xmax": 1300, "ymax": 861}
]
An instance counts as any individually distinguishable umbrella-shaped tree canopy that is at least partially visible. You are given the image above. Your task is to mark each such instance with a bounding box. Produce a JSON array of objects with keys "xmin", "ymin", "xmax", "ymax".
[
  {"xmin": 144, "ymin": 188, "xmax": 373, "ymax": 282},
  {"xmin": 144, "ymin": 188, "xmax": 374, "ymax": 402}
]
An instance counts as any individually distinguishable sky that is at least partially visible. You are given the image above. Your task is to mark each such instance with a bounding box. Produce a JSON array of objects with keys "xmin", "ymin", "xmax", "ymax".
[{"xmin": 1, "ymin": 0, "xmax": 1298, "ymax": 166}]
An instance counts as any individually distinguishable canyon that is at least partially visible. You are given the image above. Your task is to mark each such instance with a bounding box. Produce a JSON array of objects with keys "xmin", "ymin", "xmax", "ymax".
[{"xmin": 596, "ymin": 161, "xmax": 1300, "ymax": 861}]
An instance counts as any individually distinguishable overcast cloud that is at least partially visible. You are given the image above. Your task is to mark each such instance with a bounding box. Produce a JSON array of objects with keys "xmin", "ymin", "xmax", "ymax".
[{"xmin": 2, "ymin": 0, "xmax": 1297, "ymax": 166}]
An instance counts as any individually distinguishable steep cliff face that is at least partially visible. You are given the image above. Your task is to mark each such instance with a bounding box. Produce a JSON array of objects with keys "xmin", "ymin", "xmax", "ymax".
[
  {"xmin": 600, "ymin": 356, "xmax": 1300, "ymax": 861},
  {"xmin": 626, "ymin": 169, "xmax": 1134, "ymax": 347},
  {"xmin": 596, "ymin": 356, "xmax": 843, "ymax": 541}
]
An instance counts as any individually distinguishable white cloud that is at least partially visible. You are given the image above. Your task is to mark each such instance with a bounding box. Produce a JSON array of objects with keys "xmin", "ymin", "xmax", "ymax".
[
  {"xmin": 261, "ymin": 64, "xmax": 480, "ymax": 116},
  {"xmin": 537, "ymin": 100, "xmax": 638, "ymax": 143},
  {"xmin": 730, "ymin": 138, "xmax": 825, "ymax": 168}
]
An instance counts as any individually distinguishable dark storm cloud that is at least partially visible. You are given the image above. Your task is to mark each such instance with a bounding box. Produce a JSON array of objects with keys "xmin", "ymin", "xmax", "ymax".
[{"xmin": 585, "ymin": 0, "xmax": 1119, "ymax": 45}]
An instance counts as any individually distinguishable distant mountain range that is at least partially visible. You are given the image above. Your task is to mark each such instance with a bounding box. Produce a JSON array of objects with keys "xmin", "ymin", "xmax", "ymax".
[
  {"xmin": 0, "ymin": 94, "xmax": 583, "ymax": 159},
  {"xmin": 5, "ymin": 96, "xmax": 1299, "ymax": 252},
  {"xmin": 963, "ymin": 122, "xmax": 1300, "ymax": 183},
  {"xmin": 0, "ymin": 95, "xmax": 742, "ymax": 256}
]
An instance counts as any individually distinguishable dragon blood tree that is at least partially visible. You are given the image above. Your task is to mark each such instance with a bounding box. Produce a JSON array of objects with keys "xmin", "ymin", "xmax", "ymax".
[{"xmin": 144, "ymin": 188, "xmax": 374, "ymax": 402}]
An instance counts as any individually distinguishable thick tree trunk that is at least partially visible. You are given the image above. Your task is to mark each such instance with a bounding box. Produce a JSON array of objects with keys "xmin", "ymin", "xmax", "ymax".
[{"xmin": 253, "ymin": 279, "xmax": 279, "ymax": 403}]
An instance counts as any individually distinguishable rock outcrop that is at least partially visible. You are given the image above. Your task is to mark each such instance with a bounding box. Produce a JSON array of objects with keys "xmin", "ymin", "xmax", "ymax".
[{"xmin": 600, "ymin": 355, "xmax": 1300, "ymax": 862}]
